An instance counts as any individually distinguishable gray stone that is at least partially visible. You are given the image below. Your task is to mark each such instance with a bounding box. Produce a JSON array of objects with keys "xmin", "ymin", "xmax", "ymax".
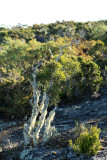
[
  {"xmin": 20, "ymin": 148, "xmax": 33, "ymax": 160},
  {"xmin": 0, "ymin": 121, "xmax": 17, "ymax": 131}
]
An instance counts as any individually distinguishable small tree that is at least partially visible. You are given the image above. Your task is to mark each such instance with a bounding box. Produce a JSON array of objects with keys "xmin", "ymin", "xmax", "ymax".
[
  {"xmin": 23, "ymin": 32, "xmax": 85, "ymax": 146},
  {"xmin": 23, "ymin": 61, "xmax": 57, "ymax": 146}
]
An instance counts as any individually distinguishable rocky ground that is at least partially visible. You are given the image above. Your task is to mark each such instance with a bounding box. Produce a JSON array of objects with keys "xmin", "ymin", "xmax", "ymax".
[{"xmin": 0, "ymin": 85, "xmax": 107, "ymax": 160}]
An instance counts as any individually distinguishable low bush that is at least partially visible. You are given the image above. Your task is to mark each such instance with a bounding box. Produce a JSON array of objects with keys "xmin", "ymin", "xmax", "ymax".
[{"xmin": 69, "ymin": 125, "xmax": 102, "ymax": 156}]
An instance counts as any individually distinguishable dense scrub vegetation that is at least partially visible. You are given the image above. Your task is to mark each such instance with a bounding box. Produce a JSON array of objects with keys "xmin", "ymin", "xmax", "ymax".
[{"xmin": 0, "ymin": 20, "xmax": 107, "ymax": 119}]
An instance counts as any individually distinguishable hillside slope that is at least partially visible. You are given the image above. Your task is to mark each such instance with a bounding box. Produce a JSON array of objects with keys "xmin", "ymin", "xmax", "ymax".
[{"xmin": 0, "ymin": 85, "xmax": 107, "ymax": 160}]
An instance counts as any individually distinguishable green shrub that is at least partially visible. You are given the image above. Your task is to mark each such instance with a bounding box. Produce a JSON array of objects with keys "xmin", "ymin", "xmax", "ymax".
[
  {"xmin": 0, "ymin": 80, "xmax": 32, "ymax": 119},
  {"xmin": 69, "ymin": 126, "xmax": 102, "ymax": 156},
  {"xmin": 77, "ymin": 58, "xmax": 102, "ymax": 93},
  {"xmin": 65, "ymin": 58, "xmax": 103, "ymax": 99}
]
